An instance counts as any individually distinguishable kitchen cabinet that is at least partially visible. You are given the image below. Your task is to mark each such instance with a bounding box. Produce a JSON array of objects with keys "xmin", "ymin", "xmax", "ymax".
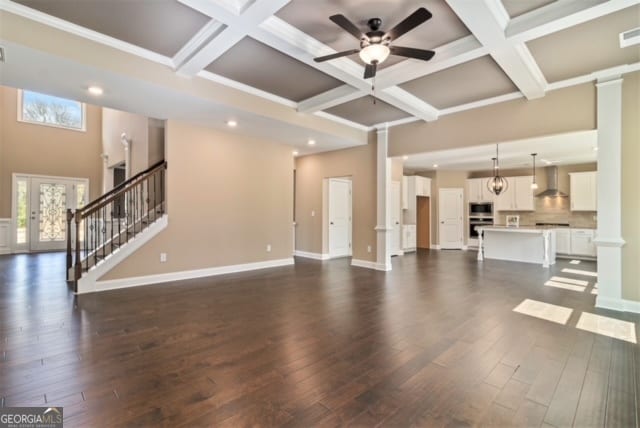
[
  {"xmin": 467, "ymin": 178, "xmax": 494, "ymax": 203},
  {"xmin": 570, "ymin": 171, "xmax": 597, "ymax": 211},
  {"xmin": 402, "ymin": 224, "xmax": 416, "ymax": 251},
  {"xmin": 571, "ymin": 229, "xmax": 597, "ymax": 257},
  {"xmin": 495, "ymin": 176, "xmax": 534, "ymax": 211},
  {"xmin": 414, "ymin": 176, "xmax": 431, "ymax": 197},
  {"xmin": 555, "ymin": 229, "xmax": 571, "ymax": 254}
]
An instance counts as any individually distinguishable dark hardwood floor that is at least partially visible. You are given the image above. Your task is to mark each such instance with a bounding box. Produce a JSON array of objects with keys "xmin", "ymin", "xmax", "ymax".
[{"xmin": 0, "ymin": 250, "xmax": 638, "ymax": 427}]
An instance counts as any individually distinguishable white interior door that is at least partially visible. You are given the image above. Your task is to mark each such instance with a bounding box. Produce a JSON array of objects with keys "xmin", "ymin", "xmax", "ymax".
[
  {"xmin": 439, "ymin": 188, "xmax": 464, "ymax": 249},
  {"xmin": 27, "ymin": 177, "xmax": 88, "ymax": 251},
  {"xmin": 328, "ymin": 179, "xmax": 352, "ymax": 258},
  {"xmin": 391, "ymin": 181, "xmax": 401, "ymax": 255}
]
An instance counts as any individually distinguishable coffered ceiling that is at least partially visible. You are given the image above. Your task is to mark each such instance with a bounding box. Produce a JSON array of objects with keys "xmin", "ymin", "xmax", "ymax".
[{"xmin": 3, "ymin": 0, "xmax": 640, "ymax": 134}]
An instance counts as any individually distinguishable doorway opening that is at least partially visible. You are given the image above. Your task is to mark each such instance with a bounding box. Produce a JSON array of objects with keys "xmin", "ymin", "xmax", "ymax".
[
  {"xmin": 326, "ymin": 177, "xmax": 352, "ymax": 259},
  {"xmin": 417, "ymin": 196, "xmax": 431, "ymax": 249},
  {"xmin": 12, "ymin": 173, "xmax": 89, "ymax": 252}
]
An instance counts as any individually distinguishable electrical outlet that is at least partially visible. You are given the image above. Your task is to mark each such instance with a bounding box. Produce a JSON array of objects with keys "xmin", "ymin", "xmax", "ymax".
[
  {"xmin": 266, "ymin": 244, "xmax": 272, "ymax": 252},
  {"xmin": 311, "ymin": 210, "xmax": 315, "ymax": 217},
  {"xmin": 367, "ymin": 245, "xmax": 372, "ymax": 253},
  {"xmin": 160, "ymin": 253, "xmax": 167, "ymax": 262}
]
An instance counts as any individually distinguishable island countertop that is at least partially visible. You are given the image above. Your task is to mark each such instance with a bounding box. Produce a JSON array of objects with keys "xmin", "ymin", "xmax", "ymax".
[{"xmin": 477, "ymin": 227, "xmax": 556, "ymax": 267}]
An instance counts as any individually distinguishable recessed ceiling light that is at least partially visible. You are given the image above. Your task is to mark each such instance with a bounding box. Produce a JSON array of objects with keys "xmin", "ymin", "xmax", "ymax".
[
  {"xmin": 593, "ymin": 147, "xmax": 598, "ymax": 152},
  {"xmin": 308, "ymin": 139, "xmax": 316, "ymax": 146},
  {"xmin": 227, "ymin": 120, "xmax": 237, "ymax": 127},
  {"xmin": 292, "ymin": 151, "xmax": 299, "ymax": 156},
  {"xmin": 88, "ymin": 86, "xmax": 103, "ymax": 95},
  {"xmin": 433, "ymin": 164, "xmax": 439, "ymax": 168},
  {"xmin": 403, "ymin": 155, "xmax": 409, "ymax": 160}
]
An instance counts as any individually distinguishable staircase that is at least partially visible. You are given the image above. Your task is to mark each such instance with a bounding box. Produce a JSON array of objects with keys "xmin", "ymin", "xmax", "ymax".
[{"xmin": 66, "ymin": 161, "xmax": 167, "ymax": 292}]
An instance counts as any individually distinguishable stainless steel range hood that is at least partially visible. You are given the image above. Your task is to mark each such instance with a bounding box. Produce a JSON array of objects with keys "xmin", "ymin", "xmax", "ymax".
[{"xmin": 536, "ymin": 166, "xmax": 568, "ymax": 197}]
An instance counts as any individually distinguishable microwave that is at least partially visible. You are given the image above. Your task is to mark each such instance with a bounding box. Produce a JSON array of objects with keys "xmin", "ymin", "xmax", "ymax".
[{"xmin": 469, "ymin": 202, "xmax": 493, "ymax": 217}]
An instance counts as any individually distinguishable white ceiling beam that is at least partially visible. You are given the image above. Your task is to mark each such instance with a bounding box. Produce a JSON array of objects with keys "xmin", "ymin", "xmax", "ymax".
[
  {"xmin": 175, "ymin": 0, "xmax": 291, "ymax": 76},
  {"xmin": 172, "ymin": 18, "xmax": 225, "ymax": 71},
  {"xmin": 377, "ymin": 87, "xmax": 439, "ymax": 122},
  {"xmin": 445, "ymin": 0, "xmax": 547, "ymax": 100},
  {"xmin": 297, "ymin": 85, "xmax": 362, "ymax": 113},
  {"xmin": 507, "ymin": 0, "xmax": 639, "ymax": 44}
]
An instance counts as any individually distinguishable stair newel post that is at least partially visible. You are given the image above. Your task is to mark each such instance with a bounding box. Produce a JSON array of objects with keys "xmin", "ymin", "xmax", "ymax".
[
  {"xmin": 66, "ymin": 209, "xmax": 73, "ymax": 281},
  {"xmin": 74, "ymin": 209, "xmax": 82, "ymax": 286}
]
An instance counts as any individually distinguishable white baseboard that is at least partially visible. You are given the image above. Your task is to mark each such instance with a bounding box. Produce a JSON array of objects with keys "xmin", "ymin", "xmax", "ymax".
[
  {"xmin": 351, "ymin": 258, "xmax": 392, "ymax": 271},
  {"xmin": 596, "ymin": 296, "xmax": 640, "ymax": 314},
  {"xmin": 431, "ymin": 245, "xmax": 441, "ymax": 250},
  {"xmin": 294, "ymin": 250, "xmax": 330, "ymax": 260},
  {"xmin": 92, "ymin": 257, "xmax": 295, "ymax": 293}
]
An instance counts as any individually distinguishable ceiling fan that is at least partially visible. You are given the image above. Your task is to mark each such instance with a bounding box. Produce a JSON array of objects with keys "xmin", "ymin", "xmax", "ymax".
[{"xmin": 314, "ymin": 7, "xmax": 435, "ymax": 79}]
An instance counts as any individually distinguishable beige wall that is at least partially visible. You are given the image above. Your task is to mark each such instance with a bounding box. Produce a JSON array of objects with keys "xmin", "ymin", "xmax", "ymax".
[
  {"xmin": 389, "ymin": 83, "xmax": 596, "ymax": 157},
  {"xmin": 102, "ymin": 120, "xmax": 293, "ymax": 280},
  {"xmin": 295, "ymin": 144, "xmax": 377, "ymax": 261},
  {"xmin": 622, "ymin": 72, "xmax": 640, "ymax": 302},
  {"xmin": 0, "ymin": 85, "xmax": 103, "ymax": 218},
  {"xmin": 101, "ymin": 107, "xmax": 149, "ymax": 174}
]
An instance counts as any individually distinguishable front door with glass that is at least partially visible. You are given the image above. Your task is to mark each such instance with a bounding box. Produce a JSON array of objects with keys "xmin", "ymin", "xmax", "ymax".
[{"xmin": 13, "ymin": 175, "xmax": 88, "ymax": 252}]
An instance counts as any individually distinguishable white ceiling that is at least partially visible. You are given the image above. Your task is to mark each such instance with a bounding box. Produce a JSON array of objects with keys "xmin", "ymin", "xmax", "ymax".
[
  {"xmin": 402, "ymin": 130, "xmax": 598, "ymax": 171},
  {"xmin": 1, "ymin": 0, "xmax": 639, "ymax": 155}
]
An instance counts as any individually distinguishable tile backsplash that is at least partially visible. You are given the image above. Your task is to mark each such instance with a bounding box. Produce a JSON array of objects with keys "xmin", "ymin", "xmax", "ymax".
[{"xmin": 497, "ymin": 197, "xmax": 596, "ymax": 228}]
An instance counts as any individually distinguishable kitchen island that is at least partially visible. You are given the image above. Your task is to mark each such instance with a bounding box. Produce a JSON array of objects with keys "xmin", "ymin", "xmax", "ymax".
[{"xmin": 477, "ymin": 226, "xmax": 556, "ymax": 267}]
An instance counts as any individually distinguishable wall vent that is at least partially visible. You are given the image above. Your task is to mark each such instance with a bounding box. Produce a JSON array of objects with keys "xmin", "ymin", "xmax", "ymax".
[
  {"xmin": 620, "ymin": 27, "xmax": 640, "ymax": 48},
  {"xmin": 0, "ymin": 46, "xmax": 4, "ymax": 63}
]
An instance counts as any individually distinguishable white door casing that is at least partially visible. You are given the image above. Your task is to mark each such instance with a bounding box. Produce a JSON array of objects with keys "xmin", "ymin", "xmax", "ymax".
[
  {"xmin": 439, "ymin": 188, "xmax": 464, "ymax": 250},
  {"xmin": 391, "ymin": 181, "xmax": 401, "ymax": 256},
  {"xmin": 328, "ymin": 178, "xmax": 352, "ymax": 258}
]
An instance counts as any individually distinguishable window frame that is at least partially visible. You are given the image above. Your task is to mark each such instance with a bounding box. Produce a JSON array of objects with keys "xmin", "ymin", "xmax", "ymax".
[{"xmin": 17, "ymin": 89, "xmax": 87, "ymax": 132}]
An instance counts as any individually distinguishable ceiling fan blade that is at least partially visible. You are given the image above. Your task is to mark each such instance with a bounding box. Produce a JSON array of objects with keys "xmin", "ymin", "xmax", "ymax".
[
  {"xmin": 364, "ymin": 62, "xmax": 377, "ymax": 79},
  {"xmin": 330, "ymin": 14, "xmax": 365, "ymax": 40},
  {"xmin": 389, "ymin": 46, "xmax": 435, "ymax": 61},
  {"xmin": 385, "ymin": 7, "xmax": 432, "ymax": 41},
  {"xmin": 314, "ymin": 49, "xmax": 360, "ymax": 62}
]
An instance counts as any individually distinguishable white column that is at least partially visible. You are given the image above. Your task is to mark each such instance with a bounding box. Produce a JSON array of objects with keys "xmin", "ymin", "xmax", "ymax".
[
  {"xmin": 375, "ymin": 125, "xmax": 392, "ymax": 271},
  {"xmin": 121, "ymin": 133, "xmax": 131, "ymax": 179},
  {"xmin": 594, "ymin": 77, "xmax": 626, "ymax": 311}
]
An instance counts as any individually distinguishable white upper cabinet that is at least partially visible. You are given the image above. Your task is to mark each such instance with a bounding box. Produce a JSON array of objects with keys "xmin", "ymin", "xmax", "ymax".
[
  {"xmin": 569, "ymin": 171, "xmax": 597, "ymax": 211},
  {"xmin": 415, "ymin": 176, "xmax": 431, "ymax": 197},
  {"xmin": 495, "ymin": 176, "xmax": 534, "ymax": 211},
  {"xmin": 467, "ymin": 178, "xmax": 495, "ymax": 203}
]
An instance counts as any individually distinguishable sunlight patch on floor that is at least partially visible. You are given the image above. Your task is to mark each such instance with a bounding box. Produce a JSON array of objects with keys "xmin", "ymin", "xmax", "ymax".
[
  {"xmin": 569, "ymin": 260, "xmax": 581, "ymax": 264},
  {"xmin": 591, "ymin": 288, "xmax": 598, "ymax": 295},
  {"xmin": 562, "ymin": 268, "xmax": 598, "ymax": 277},
  {"xmin": 513, "ymin": 299, "xmax": 573, "ymax": 325},
  {"xmin": 550, "ymin": 276, "xmax": 589, "ymax": 286},
  {"xmin": 544, "ymin": 280, "xmax": 586, "ymax": 292},
  {"xmin": 576, "ymin": 312, "xmax": 637, "ymax": 344}
]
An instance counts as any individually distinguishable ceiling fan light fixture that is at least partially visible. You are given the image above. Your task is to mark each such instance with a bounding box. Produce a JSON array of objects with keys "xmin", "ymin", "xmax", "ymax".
[{"xmin": 359, "ymin": 44, "xmax": 390, "ymax": 65}]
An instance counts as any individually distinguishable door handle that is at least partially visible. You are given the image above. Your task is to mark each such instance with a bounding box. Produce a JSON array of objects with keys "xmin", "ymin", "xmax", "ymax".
[
  {"xmin": 396, "ymin": 221, "xmax": 399, "ymax": 225},
  {"xmin": 330, "ymin": 222, "xmax": 334, "ymax": 225},
  {"xmin": 441, "ymin": 221, "xmax": 444, "ymax": 224}
]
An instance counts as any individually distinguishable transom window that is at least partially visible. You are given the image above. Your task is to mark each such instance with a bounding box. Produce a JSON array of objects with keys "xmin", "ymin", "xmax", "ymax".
[{"xmin": 18, "ymin": 89, "xmax": 86, "ymax": 131}]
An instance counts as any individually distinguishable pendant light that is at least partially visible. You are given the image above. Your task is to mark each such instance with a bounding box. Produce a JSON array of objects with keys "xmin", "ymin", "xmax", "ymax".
[
  {"xmin": 530, "ymin": 153, "xmax": 538, "ymax": 190},
  {"xmin": 487, "ymin": 144, "xmax": 508, "ymax": 196}
]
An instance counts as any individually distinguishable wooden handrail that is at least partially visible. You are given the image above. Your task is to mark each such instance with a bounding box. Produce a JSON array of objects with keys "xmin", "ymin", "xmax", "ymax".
[
  {"xmin": 81, "ymin": 160, "xmax": 166, "ymax": 214},
  {"xmin": 80, "ymin": 161, "xmax": 166, "ymax": 218}
]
